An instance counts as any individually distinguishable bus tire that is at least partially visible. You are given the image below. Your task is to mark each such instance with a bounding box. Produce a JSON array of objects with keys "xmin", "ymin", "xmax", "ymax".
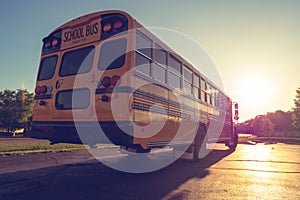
[
  {"xmin": 228, "ymin": 130, "xmax": 238, "ymax": 150},
  {"xmin": 193, "ymin": 126, "xmax": 208, "ymax": 161},
  {"xmin": 136, "ymin": 145, "xmax": 151, "ymax": 153}
]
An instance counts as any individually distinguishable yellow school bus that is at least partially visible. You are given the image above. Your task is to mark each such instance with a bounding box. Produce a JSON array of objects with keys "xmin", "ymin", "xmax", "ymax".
[{"xmin": 31, "ymin": 10, "xmax": 239, "ymax": 160}]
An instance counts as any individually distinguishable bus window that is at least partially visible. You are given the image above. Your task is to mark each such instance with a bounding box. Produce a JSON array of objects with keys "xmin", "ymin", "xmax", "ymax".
[
  {"xmin": 136, "ymin": 31, "xmax": 152, "ymax": 58},
  {"xmin": 154, "ymin": 45, "xmax": 167, "ymax": 66},
  {"xmin": 60, "ymin": 46, "xmax": 95, "ymax": 76},
  {"xmin": 135, "ymin": 52, "xmax": 151, "ymax": 76},
  {"xmin": 154, "ymin": 63, "xmax": 166, "ymax": 83},
  {"xmin": 169, "ymin": 55, "xmax": 181, "ymax": 73},
  {"xmin": 169, "ymin": 71, "xmax": 181, "ymax": 90},
  {"xmin": 206, "ymin": 83, "xmax": 212, "ymax": 104},
  {"xmin": 98, "ymin": 39, "xmax": 127, "ymax": 70},
  {"xmin": 193, "ymin": 74, "xmax": 200, "ymax": 99},
  {"xmin": 55, "ymin": 88, "xmax": 90, "ymax": 110},
  {"xmin": 154, "ymin": 45, "xmax": 167, "ymax": 83},
  {"xmin": 200, "ymin": 78, "xmax": 206, "ymax": 102},
  {"xmin": 37, "ymin": 56, "xmax": 58, "ymax": 81},
  {"xmin": 183, "ymin": 67, "xmax": 192, "ymax": 95},
  {"xmin": 211, "ymin": 87, "xmax": 217, "ymax": 107}
]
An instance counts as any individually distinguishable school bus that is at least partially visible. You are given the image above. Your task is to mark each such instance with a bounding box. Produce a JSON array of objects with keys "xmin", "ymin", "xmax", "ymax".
[{"xmin": 31, "ymin": 10, "xmax": 239, "ymax": 160}]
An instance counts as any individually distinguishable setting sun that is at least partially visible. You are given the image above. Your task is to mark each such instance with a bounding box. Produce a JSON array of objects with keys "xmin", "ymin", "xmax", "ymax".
[
  {"xmin": 233, "ymin": 72, "xmax": 280, "ymax": 120},
  {"xmin": 237, "ymin": 75, "xmax": 277, "ymax": 107}
]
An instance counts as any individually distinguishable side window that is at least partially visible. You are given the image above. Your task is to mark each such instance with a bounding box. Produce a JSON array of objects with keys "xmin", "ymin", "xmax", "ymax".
[
  {"xmin": 37, "ymin": 56, "xmax": 58, "ymax": 81},
  {"xmin": 217, "ymin": 92, "xmax": 226, "ymax": 110},
  {"xmin": 98, "ymin": 39, "xmax": 127, "ymax": 70},
  {"xmin": 135, "ymin": 31, "xmax": 152, "ymax": 77},
  {"xmin": 136, "ymin": 52, "xmax": 151, "ymax": 76},
  {"xmin": 154, "ymin": 45, "xmax": 167, "ymax": 83},
  {"xmin": 60, "ymin": 46, "xmax": 95, "ymax": 76},
  {"xmin": 200, "ymin": 78, "xmax": 207, "ymax": 102},
  {"xmin": 154, "ymin": 45, "xmax": 167, "ymax": 65},
  {"xmin": 206, "ymin": 83, "xmax": 212, "ymax": 104},
  {"xmin": 211, "ymin": 87, "xmax": 216, "ymax": 107},
  {"xmin": 169, "ymin": 55, "xmax": 182, "ymax": 90},
  {"xmin": 169, "ymin": 55, "xmax": 181, "ymax": 73},
  {"xmin": 169, "ymin": 72, "xmax": 181, "ymax": 89},
  {"xmin": 136, "ymin": 31, "xmax": 152, "ymax": 58},
  {"xmin": 183, "ymin": 67, "xmax": 193, "ymax": 95},
  {"xmin": 193, "ymin": 74, "xmax": 200, "ymax": 99}
]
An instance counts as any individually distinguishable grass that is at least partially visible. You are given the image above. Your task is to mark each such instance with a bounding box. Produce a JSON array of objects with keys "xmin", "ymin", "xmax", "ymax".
[
  {"xmin": 0, "ymin": 142, "xmax": 88, "ymax": 156},
  {"xmin": 0, "ymin": 140, "xmax": 117, "ymax": 156}
]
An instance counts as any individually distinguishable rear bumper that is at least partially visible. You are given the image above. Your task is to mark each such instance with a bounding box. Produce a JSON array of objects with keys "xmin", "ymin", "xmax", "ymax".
[{"xmin": 30, "ymin": 121, "xmax": 134, "ymax": 146}]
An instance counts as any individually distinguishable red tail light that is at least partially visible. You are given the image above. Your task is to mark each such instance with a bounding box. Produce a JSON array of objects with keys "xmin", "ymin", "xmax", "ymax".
[
  {"xmin": 40, "ymin": 85, "xmax": 48, "ymax": 94},
  {"xmin": 102, "ymin": 76, "xmax": 111, "ymax": 88},
  {"xmin": 35, "ymin": 86, "xmax": 41, "ymax": 95},
  {"xmin": 111, "ymin": 75, "xmax": 121, "ymax": 86},
  {"xmin": 114, "ymin": 20, "xmax": 123, "ymax": 29}
]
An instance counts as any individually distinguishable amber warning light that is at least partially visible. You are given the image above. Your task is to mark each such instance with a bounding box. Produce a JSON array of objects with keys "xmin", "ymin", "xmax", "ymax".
[{"xmin": 42, "ymin": 30, "xmax": 62, "ymax": 54}]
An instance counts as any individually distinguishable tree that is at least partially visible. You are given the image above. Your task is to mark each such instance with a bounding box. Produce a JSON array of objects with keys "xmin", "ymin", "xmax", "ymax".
[
  {"xmin": 252, "ymin": 115, "xmax": 275, "ymax": 137},
  {"xmin": 266, "ymin": 110, "xmax": 294, "ymax": 131},
  {"xmin": 0, "ymin": 89, "xmax": 34, "ymax": 133},
  {"xmin": 292, "ymin": 87, "xmax": 300, "ymax": 130}
]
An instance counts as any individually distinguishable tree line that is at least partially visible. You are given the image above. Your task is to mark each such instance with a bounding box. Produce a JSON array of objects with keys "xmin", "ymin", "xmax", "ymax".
[
  {"xmin": 0, "ymin": 89, "xmax": 34, "ymax": 134},
  {"xmin": 238, "ymin": 87, "xmax": 300, "ymax": 137}
]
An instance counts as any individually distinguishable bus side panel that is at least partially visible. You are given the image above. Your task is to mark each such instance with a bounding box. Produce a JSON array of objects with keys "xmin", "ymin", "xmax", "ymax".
[{"xmin": 132, "ymin": 83, "xmax": 172, "ymax": 148}]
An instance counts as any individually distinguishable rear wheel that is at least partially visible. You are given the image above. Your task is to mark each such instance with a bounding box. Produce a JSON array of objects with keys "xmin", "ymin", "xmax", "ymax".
[
  {"xmin": 227, "ymin": 129, "xmax": 238, "ymax": 150},
  {"xmin": 136, "ymin": 145, "xmax": 151, "ymax": 153},
  {"xmin": 193, "ymin": 126, "xmax": 209, "ymax": 161}
]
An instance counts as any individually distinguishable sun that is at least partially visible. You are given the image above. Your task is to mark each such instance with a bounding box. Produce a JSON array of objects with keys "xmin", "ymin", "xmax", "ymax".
[{"xmin": 236, "ymin": 75, "xmax": 276, "ymax": 107}]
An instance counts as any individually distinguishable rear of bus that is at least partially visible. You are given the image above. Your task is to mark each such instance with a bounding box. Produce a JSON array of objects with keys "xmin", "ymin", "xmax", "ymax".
[{"xmin": 31, "ymin": 10, "xmax": 135, "ymax": 146}]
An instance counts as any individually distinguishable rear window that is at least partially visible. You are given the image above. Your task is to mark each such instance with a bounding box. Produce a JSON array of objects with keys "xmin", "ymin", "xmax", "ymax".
[
  {"xmin": 59, "ymin": 46, "xmax": 95, "ymax": 77},
  {"xmin": 98, "ymin": 39, "xmax": 127, "ymax": 70},
  {"xmin": 55, "ymin": 88, "xmax": 90, "ymax": 110},
  {"xmin": 37, "ymin": 56, "xmax": 57, "ymax": 81}
]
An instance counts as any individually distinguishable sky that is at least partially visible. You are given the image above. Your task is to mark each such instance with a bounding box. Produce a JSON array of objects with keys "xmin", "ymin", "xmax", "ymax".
[{"xmin": 0, "ymin": 0, "xmax": 299, "ymax": 122}]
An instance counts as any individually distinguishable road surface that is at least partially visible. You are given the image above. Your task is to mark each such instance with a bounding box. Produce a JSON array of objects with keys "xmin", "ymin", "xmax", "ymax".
[{"xmin": 0, "ymin": 143, "xmax": 299, "ymax": 200}]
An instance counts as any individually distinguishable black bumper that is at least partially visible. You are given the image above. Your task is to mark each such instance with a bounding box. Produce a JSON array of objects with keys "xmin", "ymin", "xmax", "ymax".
[{"xmin": 30, "ymin": 121, "xmax": 134, "ymax": 147}]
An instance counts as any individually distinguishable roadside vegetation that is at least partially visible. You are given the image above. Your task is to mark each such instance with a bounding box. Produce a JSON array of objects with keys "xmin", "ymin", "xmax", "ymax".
[
  {"xmin": 238, "ymin": 87, "xmax": 300, "ymax": 138},
  {"xmin": 0, "ymin": 140, "xmax": 87, "ymax": 156}
]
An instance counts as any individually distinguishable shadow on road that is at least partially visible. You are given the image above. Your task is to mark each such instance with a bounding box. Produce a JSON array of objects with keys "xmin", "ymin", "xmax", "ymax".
[{"xmin": 0, "ymin": 148, "xmax": 234, "ymax": 200}]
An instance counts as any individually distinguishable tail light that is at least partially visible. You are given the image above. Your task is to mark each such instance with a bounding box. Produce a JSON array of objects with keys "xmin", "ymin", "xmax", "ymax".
[
  {"xmin": 101, "ymin": 95, "xmax": 110, "ymax": 102},
  {"xmin": 40, "ymin": 85, "xmax": 48, "ymax": 94},
  {"xmin": 111, "ymin": 75, "xmax": 121, "ymax": 86},
  {"xmin": 102, "ymin": 76, "xmax": 111, "ymax": 88},
  {"xmin": 35, "ymin": 85, "xmax": 51, "ymax": 95},
  {"xmin": 35, "ymin": 86, "xmax": 41, "ymax": 95}
]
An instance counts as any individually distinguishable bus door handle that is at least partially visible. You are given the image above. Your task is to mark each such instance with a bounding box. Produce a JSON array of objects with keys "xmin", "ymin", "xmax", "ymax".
[{"xmin": 56, "ymin": 79, "xmax": 63, "ymax": 89}]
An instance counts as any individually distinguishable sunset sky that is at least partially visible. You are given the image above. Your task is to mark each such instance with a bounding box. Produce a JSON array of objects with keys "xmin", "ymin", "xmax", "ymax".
[{"xmin": 0, "ymin": 0, "xmax": 299, "ymax": 121}]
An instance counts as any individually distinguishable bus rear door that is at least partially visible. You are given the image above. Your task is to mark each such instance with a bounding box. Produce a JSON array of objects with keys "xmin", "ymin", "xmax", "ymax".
[{"xmin": 51, "ymin": 45, "xmax": 96, "ymax": 120}]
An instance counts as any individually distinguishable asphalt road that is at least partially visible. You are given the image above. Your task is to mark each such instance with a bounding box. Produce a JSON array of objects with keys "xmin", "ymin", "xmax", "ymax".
[{"xmin": 0, "ymin": 143, "xmax": 299, "ymax": 200}]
